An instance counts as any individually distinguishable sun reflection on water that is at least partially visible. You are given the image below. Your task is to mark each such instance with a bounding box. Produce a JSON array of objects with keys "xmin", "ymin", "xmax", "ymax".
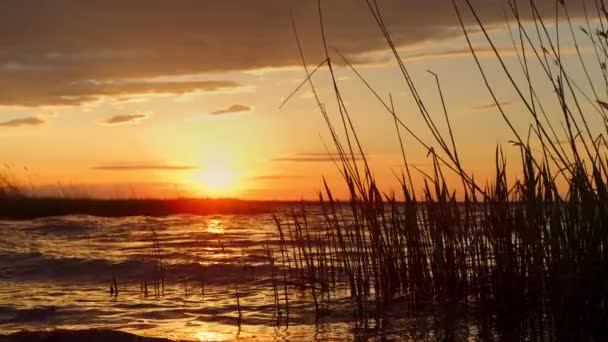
[
  {"xmin": 196, "ymin": 330, "xmax": 225, "ymax": 342},
  {"xmin": 206, "ymin": 219, "xmax": 225, "ymax": 235}
]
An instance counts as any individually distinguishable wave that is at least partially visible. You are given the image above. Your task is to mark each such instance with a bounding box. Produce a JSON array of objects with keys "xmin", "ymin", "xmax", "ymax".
[
  {"xmin": 0, "ymin": 251, "xmax": 271, "ymax": 285},
  {"xmin": 0, "ymin": 306, "xmax": 58, "ymax": 324}
]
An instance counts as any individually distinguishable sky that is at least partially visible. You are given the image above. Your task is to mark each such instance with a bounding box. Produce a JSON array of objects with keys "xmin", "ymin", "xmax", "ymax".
[{"xmin": 0, "ymin": 0, "xmax": 603, "ymax": 199}]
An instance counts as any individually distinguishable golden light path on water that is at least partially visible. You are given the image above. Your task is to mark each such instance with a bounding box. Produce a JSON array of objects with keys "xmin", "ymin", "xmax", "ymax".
[
  {"xmin": 195, "ymin": 330, "xmax": 224, "ymax": 342},
  {"xmin": 206, "ymin": 219, "xmax": 225, "ymax": 235}
]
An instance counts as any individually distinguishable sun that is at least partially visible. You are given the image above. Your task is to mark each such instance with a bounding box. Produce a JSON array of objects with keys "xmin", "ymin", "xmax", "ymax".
[{"xmin": 194, "ymin": 161, "xmax": 239, "ymax": 197}]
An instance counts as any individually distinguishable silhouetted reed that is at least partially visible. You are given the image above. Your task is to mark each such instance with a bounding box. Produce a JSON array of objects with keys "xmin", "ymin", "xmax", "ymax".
[
  {"xmin": 110, "ymin": 276, "xmax": 118, "ymax": 297},
  {"xmin": 0, "ymin": 170, "xmax": 23, "ymax": 198},
  {"xmin": 150, "ymin": 227, "xmax": 165, "ymax": 297},
  {"xmin": 275, "ymin": 0, "xmax": 608, "ymax": 340},
  {"xmin": 235, "ymin": 284, "xmax": 242, "ymax": 326}
]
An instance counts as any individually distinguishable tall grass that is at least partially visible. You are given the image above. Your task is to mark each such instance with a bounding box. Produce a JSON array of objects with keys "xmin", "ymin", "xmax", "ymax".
[
  {"xmin": 0, "ymin": 170, "xmax": 24, "ymax": 198},
  {"xmin": 276, "ymin": 0, "xmax": 608, "ymax": 340}
]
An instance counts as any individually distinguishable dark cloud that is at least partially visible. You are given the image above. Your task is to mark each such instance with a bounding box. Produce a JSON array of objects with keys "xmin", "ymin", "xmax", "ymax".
[
  {"xmin": 101, "ymin": 114, "xmax": 148, "ymax": 125},
  {"xmin": 91, "ymin": 163, "xmax": 198, "ymax": 171},
  {"xmin": 0, "ymin": 79, "xmax": 241, "ymax": 107},
  {"xmin": 273, "ymin": 152, "xmax": 367, "ymax": 163},
  {"xmin": 0, "ymin": 116, "xmax": 44, "ymax": 127},
  {"xmin": 0, "ymin": 1, "xmax": 586, "ymax": 107},
  {"xmin": 210, "ymin": 104, "xmax": 252, "ymax": 115}
]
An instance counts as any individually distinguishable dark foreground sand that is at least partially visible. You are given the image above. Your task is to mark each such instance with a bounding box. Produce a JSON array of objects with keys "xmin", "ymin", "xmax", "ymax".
[{"xmin": 0, "ymin": 329, "xmax": 177, "ymax": 342}]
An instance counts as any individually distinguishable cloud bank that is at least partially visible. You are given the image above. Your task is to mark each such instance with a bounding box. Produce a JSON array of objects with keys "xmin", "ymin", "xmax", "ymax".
[{"xmin": 0, "ymin": 0, "xmax": 586, "ymax": 107}]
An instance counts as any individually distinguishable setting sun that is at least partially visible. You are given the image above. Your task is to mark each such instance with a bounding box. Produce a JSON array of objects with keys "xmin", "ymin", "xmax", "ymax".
[{"xmin": 194, "ymin": 161, "xmax": 239, "ymax": 197}]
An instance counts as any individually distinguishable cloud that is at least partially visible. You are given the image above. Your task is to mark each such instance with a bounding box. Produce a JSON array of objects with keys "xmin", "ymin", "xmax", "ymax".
[
  {"xmin": 403, "ymin": 46, "xmax": 588, "ymax": 63},
  {"xmin": 404, "ymin": 48, "xmax": 499, "ymax": 62},
  {"xmin": 210, "ymin": 104, "xmax": 252, "ymax": 115},
  {"xmin": 472, "ymin": 100, "xmax": 514, "ymax": 111},
  {"xmin": 0, "ymin": 79, "xmax": 241, "ymax": 107},
  {"xmin": 91, "ymin": 163, "xmax": 198, "ymax": 171},
  {"xmin": 251, "ymin": 174, "xmax": 304, "ymax": 181},
  {"xmin": 0, "ymin": 116, "xmax": 44, "ymax": 127},
  {"xmin": 273, "ymin": 152, "xmax": 367, "ymax": 163},
  {"xmin": 101, "ymin": 114, "xmax": 148, "ymax": 125},
  {"xmin": 0, "ymin": 1, "xmax": 586, "ymax": 107}
]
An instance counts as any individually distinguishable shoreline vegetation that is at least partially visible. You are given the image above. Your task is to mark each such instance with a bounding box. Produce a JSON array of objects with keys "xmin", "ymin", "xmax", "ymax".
[{"xmin": 269, "ymin": 0, "xmax": 608, "ymax": 340}]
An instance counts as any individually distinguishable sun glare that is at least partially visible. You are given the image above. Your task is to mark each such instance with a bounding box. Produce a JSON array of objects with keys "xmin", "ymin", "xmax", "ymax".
[{"xmin": 194, "ymin": 161, "xmax": 239, "ymax": 197}]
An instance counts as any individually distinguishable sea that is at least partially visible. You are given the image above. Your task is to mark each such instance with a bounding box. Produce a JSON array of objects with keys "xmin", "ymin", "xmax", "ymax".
[{"xmin": 0, "ymin": 206, "xmax": 477, "ymax": 341}]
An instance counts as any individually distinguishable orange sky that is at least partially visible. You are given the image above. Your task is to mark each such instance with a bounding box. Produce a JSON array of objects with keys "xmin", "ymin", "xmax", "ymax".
[{"xmin": 0, "ymin": 1, "xmax": 603, "ymax": 199}]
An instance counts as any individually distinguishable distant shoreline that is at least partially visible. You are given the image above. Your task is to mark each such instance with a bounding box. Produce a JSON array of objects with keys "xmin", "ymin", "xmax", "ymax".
[
  {"xmin": 0, "ymin": 197, "xmax": 525, "ymax": 219},
  {"xmin": 0, "ymin": 197, "xmax": 307, "ymax": 219}
]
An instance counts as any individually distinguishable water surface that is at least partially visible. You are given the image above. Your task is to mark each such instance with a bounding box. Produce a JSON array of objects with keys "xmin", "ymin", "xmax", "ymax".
[{"xmin": 0, "ymin": 209, "xmax": 475, "ymax": 341}]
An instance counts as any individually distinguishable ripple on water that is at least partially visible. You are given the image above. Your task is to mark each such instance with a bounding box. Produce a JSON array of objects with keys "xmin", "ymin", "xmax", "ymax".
[{"xmin": 0, "ymin": 209, "xmax": 478, "ymax": 341}]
